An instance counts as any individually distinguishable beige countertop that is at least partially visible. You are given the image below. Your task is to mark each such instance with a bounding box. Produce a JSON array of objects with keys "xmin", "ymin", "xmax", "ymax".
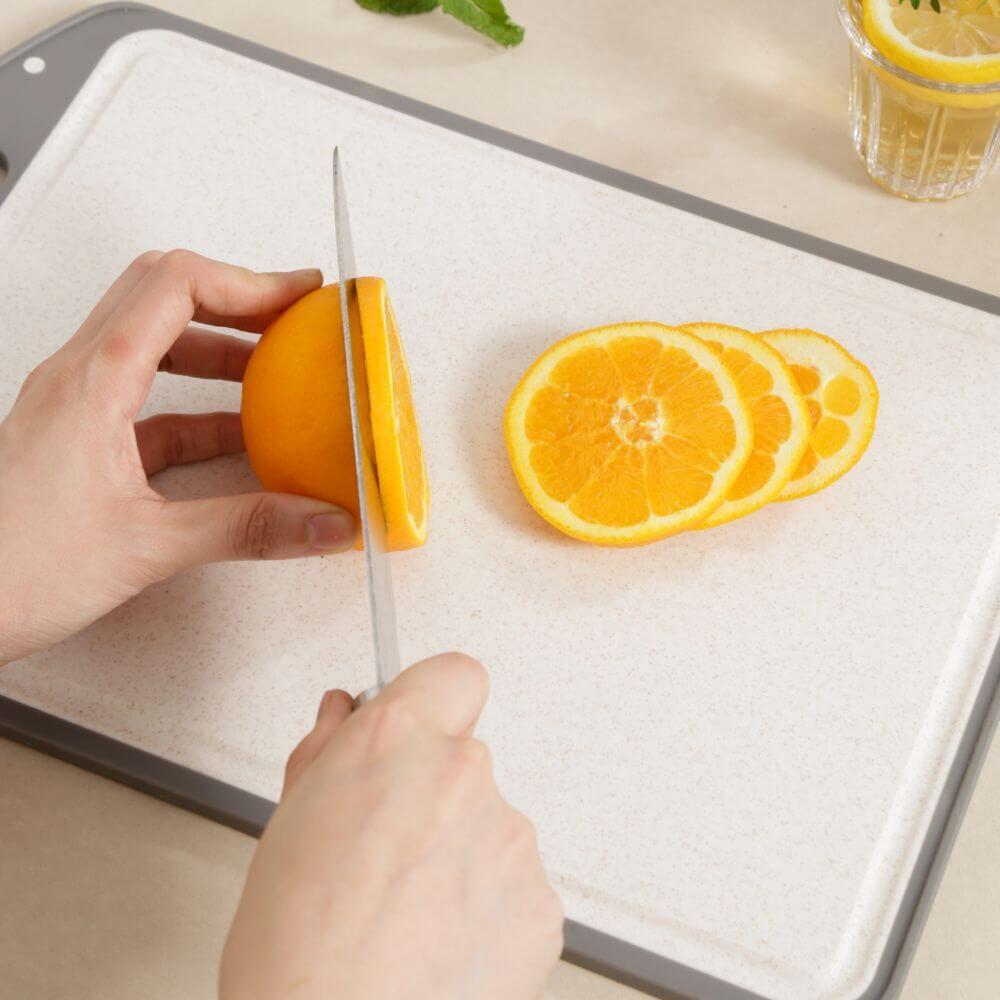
[{"xmin": 1, "ymin": 2, "xmax": 998, "ymax": 998}]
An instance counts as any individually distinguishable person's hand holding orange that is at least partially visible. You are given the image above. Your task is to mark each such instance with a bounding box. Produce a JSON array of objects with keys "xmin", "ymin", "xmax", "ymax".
[{"xmin": 0, "ymin": 250, "xmax": 356, "ymax": 665}]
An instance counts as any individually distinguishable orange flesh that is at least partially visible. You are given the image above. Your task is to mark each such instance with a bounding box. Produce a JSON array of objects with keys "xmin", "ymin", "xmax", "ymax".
[
  {"xmin": 704, "ymin": 341, "xmax": 793, "ymax": 502},
  {"xmin": 241, "ymin": 281, "xmax": 427, "ymax": 550},
  {"xmin": 384, "ymin": 296, "xmax": 426, "ymax": 530},
  {"xmin": 523, "ymin": 336, "xmax": 737, "ymax": 527},
  {"xmin": 788, "ymin": 363, "xmax": 859, "ymax": 483}
]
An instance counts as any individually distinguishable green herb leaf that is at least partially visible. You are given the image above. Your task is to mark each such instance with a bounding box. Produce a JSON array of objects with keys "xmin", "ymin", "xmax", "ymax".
[
  {"xmin": 355, "ymin": 0, "xmax": 439, "ymax": 14},
  {"xmin": 897, "ymin": 0, "xmax": 981, "ymax": 11},
  {"xmin": 441, "ymin": 0, "xmax": 525, "ymax": 46}
]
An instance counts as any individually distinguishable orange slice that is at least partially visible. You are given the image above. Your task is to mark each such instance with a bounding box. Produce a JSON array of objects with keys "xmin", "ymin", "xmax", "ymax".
[
  {"xmin": 241, "ymin": 279, "xmax": 428, "ymax": 550},
  {"xmin": 357, "ymin": 277, "xmax": 429, "ymax": 549},
  {"xmin": 680, "ymin": 323, "xmax": 811, "ymax": 528},
  {"xmin": 504, "ymin": 323, "xmax": 754, "ymax": 546},
  {"xmin": 758, "ymin": 329, "xmax": 878, "ymax": 502}
]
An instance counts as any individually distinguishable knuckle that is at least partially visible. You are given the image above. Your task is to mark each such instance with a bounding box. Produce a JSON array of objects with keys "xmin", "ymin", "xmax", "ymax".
[
  {"xmin": 34, "ymin": 360, "xmax": 76, "ymax": 402},
  {"xmin": 130, "ymin": 249, "xmax": 164, "ymax": 274},
  {"xmin": 442, "ymin": 737, "xmax": 492, "ymax": 792},
  {"xmin": 229, "ymin": 496, "xmax": 279, "ymax": 560},
  {"xmin": 284, "ymin": 741, "xmax": 307, "ymax": 777},
  {"xmin": 461, "ymin": 736, "xmax": 492, "ymax": 772},
  {"xmin": 361, "ymin": 699, "xmax": 417, "ymax": 756},
  {"xmin": 538, "ymin": 888, "xmax": 565, "ymax": 938},
  {"xmin": 417, "ymin": 653, "xmax": 488, "ymax": 713},
  {"xmin": 18, "ymin": 362, "xmax": 46, "ymax": 397},
  {"xmin": 158, "ymin": 248, "xmax": 200, "ymax": 276},
  {"xmin": 282, "ymin": 741, "xmax": 313, "ymax": 793},
  {"xmin": 98, "ymin": 330, "xmax": 137, "ymax": 366},
  {"xmin": 442, "ymin": 651, "xmax": 487, "ymax": 683},
  {"xmin": 284, "ymin": 729, "xmax": 327, "ymax": 779},
  {"xmin": 504, "ymin": 808, "xmax": 538, "ymax": 853}
]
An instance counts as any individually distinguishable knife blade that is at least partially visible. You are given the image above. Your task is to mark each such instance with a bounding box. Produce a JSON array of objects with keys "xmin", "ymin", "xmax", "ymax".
[{"xmin": 332, "ymin": 147, "xmax": 402, "ymax": 699}]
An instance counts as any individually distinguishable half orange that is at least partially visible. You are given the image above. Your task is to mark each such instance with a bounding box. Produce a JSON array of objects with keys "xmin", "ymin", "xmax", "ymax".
[{"xmin": 241, "ymin": 279, "xmax": 428, "ymax": 550}]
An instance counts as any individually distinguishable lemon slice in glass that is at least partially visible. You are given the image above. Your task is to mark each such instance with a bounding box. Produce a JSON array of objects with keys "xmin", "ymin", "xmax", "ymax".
[{"xmin": 863, "ymin": 0, "xmax": 1000, "ymax": 84}]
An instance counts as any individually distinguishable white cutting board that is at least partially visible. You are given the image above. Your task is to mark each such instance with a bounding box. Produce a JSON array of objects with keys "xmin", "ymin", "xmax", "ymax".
[{"xmin": 2, "ymin": 28, "xmax": 1000, "ymax": 1000}]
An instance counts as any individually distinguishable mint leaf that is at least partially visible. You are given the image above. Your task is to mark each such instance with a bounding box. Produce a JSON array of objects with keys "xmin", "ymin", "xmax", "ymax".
[
  {"xmin": 898, "ymin": 0, "xmax": 977, "ymax": 7},
  {"xmin": 441, "ymin": 0, "xmax": 524, "ymax": 46},
  {"xmin": 355, "ymin": 0, "xmax": 439, "ymax": 14},
  {"xmin": 354, "ymin": 0, "xmax": 524, "ymax": 45}
]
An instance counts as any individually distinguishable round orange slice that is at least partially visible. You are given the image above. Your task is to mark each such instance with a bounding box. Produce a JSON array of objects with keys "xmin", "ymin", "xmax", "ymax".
[
  {"xmin": 241, "ymin": 279, "xmax": 428, "ymax": 550},
  {"xmin": 504, "ymin": 323, "xmax": 754, "ymax": 546},
  {"xmin": 680, "ymin": 323, "xmax": 811, "ymax": 528},
  {"xmin": 758, "ymin": 329, "xmax": 878, "ymax": 502}
]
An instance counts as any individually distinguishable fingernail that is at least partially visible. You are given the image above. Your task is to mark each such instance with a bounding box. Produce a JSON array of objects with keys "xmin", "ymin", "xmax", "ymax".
[
  {"xmin": 290, "ymin": 268, "xmax": 323, "ymax": 283},
  {"xmin": 308, "ymin": 510, "xmax": 355, "ymax": 552}
]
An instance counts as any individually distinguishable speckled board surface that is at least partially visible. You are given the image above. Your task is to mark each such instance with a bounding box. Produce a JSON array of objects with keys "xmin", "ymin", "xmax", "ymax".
[{"xmin": 1, "ymin": 27, "xmax": 1000, "ymax": 1000}]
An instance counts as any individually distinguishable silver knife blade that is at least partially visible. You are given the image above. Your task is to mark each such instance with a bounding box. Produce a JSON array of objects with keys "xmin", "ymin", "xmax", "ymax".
[{"xmin": 332, "ymin": 147, "xmax": 402, "ymax": 692}]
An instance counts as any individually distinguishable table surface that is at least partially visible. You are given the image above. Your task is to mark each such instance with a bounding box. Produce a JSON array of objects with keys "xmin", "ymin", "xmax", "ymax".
[{"xmin": 1, "ymin": 2, "xmax": 998, "ymax": 999}]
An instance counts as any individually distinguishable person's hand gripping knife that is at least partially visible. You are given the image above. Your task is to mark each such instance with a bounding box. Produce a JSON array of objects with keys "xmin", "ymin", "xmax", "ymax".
[{"xmin": 221, "ymin": 653, "xmax": 565, "ymax": 1000}]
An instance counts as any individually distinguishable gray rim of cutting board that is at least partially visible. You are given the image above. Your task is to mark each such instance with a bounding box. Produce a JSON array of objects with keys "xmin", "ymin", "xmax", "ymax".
[{"xmin": 1, "ymin": 6, "xmax": 999, "ymax": 1000}]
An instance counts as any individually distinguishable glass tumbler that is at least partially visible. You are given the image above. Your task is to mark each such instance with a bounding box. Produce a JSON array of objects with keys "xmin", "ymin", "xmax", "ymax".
[{"xmin": 837, "ymin": 0, "xmax": 1000, "ymax": 200}]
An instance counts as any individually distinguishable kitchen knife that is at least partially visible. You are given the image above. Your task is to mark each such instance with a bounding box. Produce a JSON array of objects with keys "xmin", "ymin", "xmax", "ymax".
[{"xmin": 332, "ymin": 147, "xmax": 402, "ymax": 703}]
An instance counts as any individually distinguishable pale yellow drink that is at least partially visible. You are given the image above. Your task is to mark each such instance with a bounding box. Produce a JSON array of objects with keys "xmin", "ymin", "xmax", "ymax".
[{"xmin": 839, "ymin": 0, "xmax": 1000, "ymax": 200}]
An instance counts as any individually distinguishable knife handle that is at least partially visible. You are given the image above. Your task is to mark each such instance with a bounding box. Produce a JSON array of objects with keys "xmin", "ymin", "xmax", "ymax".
[{"xmin": 354, "ymin": 684, "xmax": 381, "ymax": 709}]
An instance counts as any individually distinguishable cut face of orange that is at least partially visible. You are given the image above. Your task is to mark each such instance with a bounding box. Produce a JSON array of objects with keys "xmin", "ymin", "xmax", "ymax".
[
  {"xmin": 680, "ymin": 323, "xmax": 811, "ymax": 528},
  {"xmin": 241, "ymin": 280, "xmax": 428, "ymax": 551},
  {"xmin": 758, "ymin": 329, "xmax": 878, "ymax": 502},
  {"xmin": 357, "ymin": 277, "xmax": 429, "ymax": 550},
  {"xmin": 504, "ymin": 323, "xmax": 754, "ymax": 545}
]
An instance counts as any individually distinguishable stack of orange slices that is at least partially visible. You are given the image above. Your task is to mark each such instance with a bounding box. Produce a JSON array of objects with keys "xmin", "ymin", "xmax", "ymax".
[{"xmin": 504, "ymin": 322, "xmax": 878, "ymax": 546}]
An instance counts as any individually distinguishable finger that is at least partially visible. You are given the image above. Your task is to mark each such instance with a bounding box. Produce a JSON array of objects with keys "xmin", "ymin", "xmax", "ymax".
[
  {"xmin": 157, "ymin": 327, "xmax": 255, "ymax": 381},
  {"xmin": 282, "ymin": 689, "xmax": 354, "ymax": 798},
  {"xmin": 158, "ymin": 492, "xmax": 356, "ymax": 573},
  {"xmin": 107, "ymin": 250, "xmax": 322, "ymax": 364},
  {"xmin": 90, "ymin": 250, "xmax": 322, "ymax": 412},
  {"xmin": 190, "ymin": 310, "xmax": 284, "ymax": 335},
  {"xmin": 73, "ymin": 251, "xmax": 165, "ymax": 345},
  {"xmin": 16, "ymin": 252, "xmax": 166, "ymax": 397},
  {"xmin": 372, "ymin": 653, "xmax": 489, "ymax": 738},
  {"xmin": 135, "ymin": 412, "xmax": 244, "ymax": 477}
]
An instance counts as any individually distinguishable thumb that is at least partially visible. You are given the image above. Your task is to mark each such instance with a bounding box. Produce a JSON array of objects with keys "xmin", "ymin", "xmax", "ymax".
[{"xmin": 160, "ymin": 492, "xmax": 356, "ymax": 572}]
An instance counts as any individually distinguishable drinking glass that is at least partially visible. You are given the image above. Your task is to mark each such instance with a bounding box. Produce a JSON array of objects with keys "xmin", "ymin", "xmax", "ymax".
[{"xmin": 837, "ymin": 0, "xmax": 1000, "ymax": 200}]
